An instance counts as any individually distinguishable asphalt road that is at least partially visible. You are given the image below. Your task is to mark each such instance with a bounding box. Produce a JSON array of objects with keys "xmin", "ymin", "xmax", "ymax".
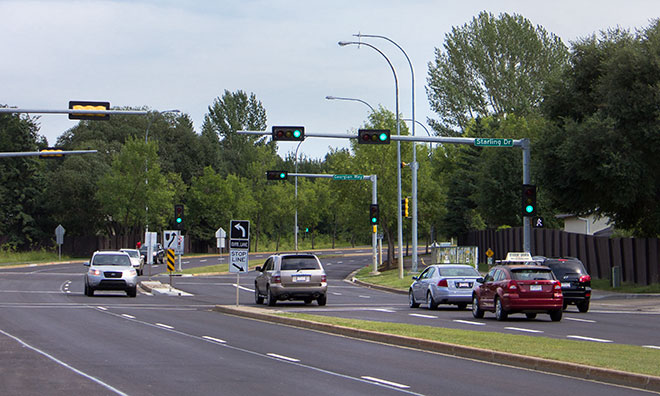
[{"xmin": 0, "ymin": 250, "xmax": 658, "ymax": 395}]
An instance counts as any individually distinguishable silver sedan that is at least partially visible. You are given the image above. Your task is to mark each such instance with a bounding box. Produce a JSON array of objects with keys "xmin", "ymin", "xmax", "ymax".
[{"xmin": 409, "ymin": 264, "xmax": 481, "ymax": 310}]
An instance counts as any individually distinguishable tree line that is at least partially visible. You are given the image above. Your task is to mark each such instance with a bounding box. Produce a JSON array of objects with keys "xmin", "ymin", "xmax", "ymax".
[{"xmin": 3, "ymin": 12, "xmax": 660, "ymax": 267}]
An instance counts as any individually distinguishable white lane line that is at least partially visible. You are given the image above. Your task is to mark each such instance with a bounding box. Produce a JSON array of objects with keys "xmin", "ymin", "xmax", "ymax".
[
  {"xmin": 200, "ymin": 259, "xmax": 208, "ymax": 263},
  {"xmin": 202, "ymin": 336, "xmax": 226, "ymax": 344},
  {"xmin": 361, "ymin": 376, "xmax": 410, "ymax": 389},
  {"xmin": 358, "ymin": 295, "xmax": 372, "ymax": 299},
  {"xmin": 232, "ymin": 284, "xmax": 254, "ymax": 292},
  {"xmin": 567, "ymin": 335, "xmax": 613, "ymax": 343},
  {"xmin": 409, "ymin": 313, "xmax": 437, "ymax": 319},
  {"xmin": 331, "ymin": 292, "xmax": 343, "ymax": 296},
  {"xmin": 453, "ymin": 320, "xmax": 486, "ymax": 326},
  {"xmin": 643, "ymin": 345, "xmax": 660, "ymax": 350},
  {"xmin": 121, "ymin": 314, "xmax": 136, "ymax": 319},
  {"xmin": 505, "ymin": 327, "xmax": 544, "ymax": 334},
  {"xmin": 564, "ymin": 317, "xmax": 596, "ymax": 323},
  {"xmin": 267, "ymin": 353, "xmax": 300, "ymax": 362},
  {"xmin": 0, "ymin": 328, "xmax": 128, "ymax": 396},
  {"xmin": 372, "ymin": 308, "xmax": 396, "ymax": 313},
  {"xmin": 155, "ymin": 323, "xmax": 174, "ymax": 329},
  {"xmin": 97, "ymin": 306, "xmax": 107, "ymax": 311},
  {"xmin": 337, "ymin": 261, "xmax": 344, "ymax": 264}
]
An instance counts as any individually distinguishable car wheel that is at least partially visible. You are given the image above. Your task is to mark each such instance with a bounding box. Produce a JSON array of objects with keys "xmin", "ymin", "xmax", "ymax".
[
  {"xmin": 525, "ymin": 313, "xmax": 537, "ymax": 320},
  {"xmin": 563, "ymin": 302, "xmax": 568, "ymax": 310},
  {"xmin": 456, "ymin": 303, "xmax": 467, "ymax": 310},
  {"xmin": 317, "ymin": 294, "xmax": 327, "ymax": 306},
  {"xmin": 84, "ymin": 282, "xmax": 89, "ymax": 296},
  {"xmin": 303, "ymin": 297, "xmax": 313, "ymax": 305},
  {"xmin": 254, "ymin": 286, "xmax": 264, "ymax": 304},
  {"xmin": 266, "ymin": 286, "xmax": 277, "ymax": 306},
  {"xmin": 409, "ymin": 290, "xmax": 420, "ymax": 308},
  {"xmin": 577, "ymin": 300, "xmax": 590, "ymax": 313},
  {"xmin": 88, "ymin": 285, "xmax": 94, "ymax": 296},
  {"xmin": 472, "ymin": 295, "xmax": 484, "ymax": 318},
  {"xmin": 427, "ymin": 291, "xmax": 438, "ymax": 310},
  {"xmin": 126, "ymin": 287, "xmax": 137, "ymax": 298},
  {"xmin": 550, "ymin": 310, "xmax": 563, "ymax": 321},
  {"xmin": 495, "ymin": 298, "xmax": 508, "ymax": 321}
]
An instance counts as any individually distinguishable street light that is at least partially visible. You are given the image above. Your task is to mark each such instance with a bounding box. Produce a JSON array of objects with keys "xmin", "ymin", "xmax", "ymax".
[
  {"xmin": 325, "ymin": 95, "xmax": 375, "ymax": 113},
  {"xmin": 356, "ymin": 33, "xmax": 420, "ymax": 273},
  {"xmin": 339, "ymin": 40, "xmax": 405, "ymax": 279},
  {"xmin": 145, "ymin": 109, "xmax": 181, "ymax": 237}
]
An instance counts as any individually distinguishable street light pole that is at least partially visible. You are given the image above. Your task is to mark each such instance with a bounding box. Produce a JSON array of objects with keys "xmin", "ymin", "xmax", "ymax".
[
  {"xmin": 325, "ymin": 96, "xmax": 375, "ymax": 113},
  {"xmin": 356, "ymin": 33, "xmax": 419, "ymax": 273},
  {"xmin": 144, "ymin": 109, "xmax": 180, "ymax": 238},
  {"xmin": 294, "ymin": 140, "xmax": 303, "ymax": 251},
  {"xmin": 339, "ymin": 40, "xmax": 404, "ymax": 279}
]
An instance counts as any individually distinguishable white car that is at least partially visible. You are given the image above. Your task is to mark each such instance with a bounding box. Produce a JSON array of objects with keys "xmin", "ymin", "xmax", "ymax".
[{"xmin": 120, "ymin": 248, "xmax": 144, "ymax": 275}]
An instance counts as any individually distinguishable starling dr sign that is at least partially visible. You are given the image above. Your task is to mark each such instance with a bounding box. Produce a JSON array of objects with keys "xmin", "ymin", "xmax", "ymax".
[{"xmin": 474, "ymin": 138, "xmax": 514, "ymax": 147}]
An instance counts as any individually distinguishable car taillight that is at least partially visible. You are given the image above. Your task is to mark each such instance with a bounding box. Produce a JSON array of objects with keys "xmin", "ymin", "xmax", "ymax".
[
  {"xmin": 437, "ymin": 279, "xmax": 448, "ymax": 287},
  {"xmin": 272, "ymin": 275, "xmax": 281, "ymax": 284},
  {"xmin": 507, "ymin": 280, "xmax": 518, "ymax": 291},
  {"xmin": 553, "ymin": 282, "xmax": 562, "ymax": 290},
  {"xmin": 321, "ymin": 275, "xmax": 327, "ymax": 283},
  {"xmin": 579, "ymin": 275, "xmax": 591, "ymax": 283}
]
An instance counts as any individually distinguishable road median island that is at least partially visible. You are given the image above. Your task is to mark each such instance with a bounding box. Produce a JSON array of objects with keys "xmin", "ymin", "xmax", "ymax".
[{"xmin": 213, "ymin": 304, "xmax": 660, "ymax": 392}]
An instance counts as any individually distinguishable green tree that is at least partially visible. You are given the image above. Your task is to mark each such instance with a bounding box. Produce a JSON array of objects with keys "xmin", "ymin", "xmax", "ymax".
[
  {"xmin": 0, "ymin": 112, "xmax": 47, "ymax": 249},
  {"xmin": 96, "ymin": 137, "xmax": 174, "ymax": 236},
  {"xmin": 538, "ymin": 21, "xmax": 660, "ymax": 236},
  {"xmin": 427, "ymin": 11, "xmax": 568, "ymax": 134}
]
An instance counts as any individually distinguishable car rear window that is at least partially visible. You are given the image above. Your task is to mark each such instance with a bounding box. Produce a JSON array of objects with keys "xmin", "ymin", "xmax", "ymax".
[
  {"xmin": 437, "ymin": 267, "xmax": 480, "ymax": 277},
  {"xmin": 122, "ymin": 250, "xmax": 139, "ymax": 258},
  {"xmin": 93, "ymin": 255, "xmax": 131, "ymax": 266},
  {"xmin": 511, "ymin": 268, "xmax": 554, "ymax": 281},
  {"xmin": 281, "ymin": 256, "xmax": 320, "ymax": 271},
  {"xmin": 544, "ymin": 260, "xmax": 587, "ymax": 278}
]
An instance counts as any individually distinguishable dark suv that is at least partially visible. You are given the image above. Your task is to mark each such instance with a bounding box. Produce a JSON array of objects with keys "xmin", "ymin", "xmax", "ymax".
[{"xmin": 534, "ymin": 257, "xmax": 591, "ymax": 312}]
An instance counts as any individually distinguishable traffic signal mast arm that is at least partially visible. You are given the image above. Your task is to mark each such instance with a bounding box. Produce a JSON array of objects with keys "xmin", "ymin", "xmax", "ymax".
[
  {"xmin": 0, "ymin": 150, "xmax": 98, "ymax": 158},
  {"xmin": 237, "ymin": 130, "xmax": 527, "ymax": 147},
  {"xmin": 0, "ymin": 108, "xmax": 149, "ymax": 116}
]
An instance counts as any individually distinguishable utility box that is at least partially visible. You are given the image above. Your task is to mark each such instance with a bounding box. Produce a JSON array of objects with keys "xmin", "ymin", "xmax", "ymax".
[{"xmin": 612, "ymin": 266, "xmax": 621, "ymax": 288}]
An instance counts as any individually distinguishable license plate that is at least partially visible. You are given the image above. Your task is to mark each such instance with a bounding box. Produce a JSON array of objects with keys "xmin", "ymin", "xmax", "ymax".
[
  {"xmin": 456, "ymin": 282, "xmax": 472, "ymax": 288},
  {"xmin": 530, "ymin": 285, "xmax": 542, "ymax": 291},
  {"xmin": 293, "ymin": 276, "xmax": 310, "ymax": 283},
  {"xmin": 561, "ymin": 282, "xmax": 571, "ymax": 288}
]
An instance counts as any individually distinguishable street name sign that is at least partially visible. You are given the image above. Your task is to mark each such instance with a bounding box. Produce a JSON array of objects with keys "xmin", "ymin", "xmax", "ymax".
[
  {"xmin": 333, "ymin": 174, "xmax": 364, "ymax": 181},
  {"xmin": 474, "ymin": 138, "xmax": 513, "ymax": 147}
]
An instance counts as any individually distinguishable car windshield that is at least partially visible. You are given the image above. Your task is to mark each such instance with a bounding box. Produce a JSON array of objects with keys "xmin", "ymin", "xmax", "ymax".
[
  {"xmin": 544, "ymin": 260, "xmax": 587, "ymax": 277},
  {"xmin": 511, "ymin": 268, "xmax": 554, "ymax": 281},
  {"xmin": 281, "ymin": 256, "xmax": 320, "ymax": 271},
  {"xmin": 93, "ymin": 255, "xmax": 131, "ymax": 266},
  {"xmin": 121, "ymin": 250, "xmax": 139, "ymax": 258},
  {"xmin": 437, "ymin": 267, "xmax": 480, "ymax": 277}
]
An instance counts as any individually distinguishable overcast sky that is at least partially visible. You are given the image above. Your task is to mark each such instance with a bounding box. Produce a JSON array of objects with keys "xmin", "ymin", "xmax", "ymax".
[{"xmin": 2, "ymin": 0, "xmax": 659, "ymax": 159}]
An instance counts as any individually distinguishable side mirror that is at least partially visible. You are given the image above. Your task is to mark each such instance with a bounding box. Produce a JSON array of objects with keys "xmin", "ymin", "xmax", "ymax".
[
  {"xmin": 84, "ymin": 262, "xmax": 90, "ymax": 267},
  {"xmin": 476, "ymin": 277, "xmax": 484, "ymax": 283},
  {"xmin": 412, "ymin": 276, "xmax": 419, "ymax": 280},
  {"xmin": 255, "ymin": 266, "xmax": 262, "ymax": 272}
]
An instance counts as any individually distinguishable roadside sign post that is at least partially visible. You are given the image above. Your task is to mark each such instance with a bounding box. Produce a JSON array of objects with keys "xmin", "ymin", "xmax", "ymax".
[
  {"xmin": 145, "ymin": 231, "xmax": 157, "ymax": 276},
  {"xmin": 55, "ymin": 225, "xmax": 65, "ymax": 260},
  {"xmin": 166, "ymin": 248, "xmax": 175, "ymax": 290},
  {"xmin": 229, "ymin": 220, "xmax": 250, "ymax": 306}
]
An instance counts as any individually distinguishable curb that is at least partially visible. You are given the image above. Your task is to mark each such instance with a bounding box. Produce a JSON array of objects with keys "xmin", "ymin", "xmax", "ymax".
[{"xmin": 213, "ymin": 304, "xmax": 660, "ymax": 393}]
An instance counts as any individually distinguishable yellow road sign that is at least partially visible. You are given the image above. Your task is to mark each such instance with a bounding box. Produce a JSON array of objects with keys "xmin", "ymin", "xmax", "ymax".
[
  {"xmin": 486, "ymin": 248, "xmax": 494, "ymax": 258},
  {"xmin": 167, "ymin": 248, "xmax": 175, "ymax": 272}
]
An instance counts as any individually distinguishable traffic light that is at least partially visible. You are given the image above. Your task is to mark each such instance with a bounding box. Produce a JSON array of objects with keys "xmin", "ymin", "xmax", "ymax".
[
  {"xmin": 522, "ymin": 184, "xmax": 537, "ymax": 216},
  {"xmin": 174, "ymin": 204, "xmax": 184, "ymax": 229},
  {"xmin": 369, "ymin": 204, "xmax": 379, "ymax": 225},
  {"xmin": 358, "ymin": 129, "xmax": 390, "ymax": 144},
  {"xmin": 68, "ymin": 101, "xmax": 110, "ymax": 120},
  {"xmin": 401, "ymin": 197, "xmax": 409, "ymax": 218},
  {"xmin": 272, "ymin": 126, "xmax": 304, "ymax": 141},
  {"xmin": 39, "ymin": 148, "xmax": 63, "ymax": 159},
  {"xmin": 266, "ymin": 170, "xmax": 288, "ymax": 180}
]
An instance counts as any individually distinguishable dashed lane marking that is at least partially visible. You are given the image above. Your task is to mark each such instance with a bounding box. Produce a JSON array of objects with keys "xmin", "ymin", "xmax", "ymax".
[
  {"xmin": 267, "ymin": 353, "xmax": 300, "ymax": 362},
  {"xmin": 155, "ymin": 323, "xmax": 174, "ymax": 329},
  {"xmin": 121, "ymin": 314, "xmax": 135, "ymax": 319},
  {"xmin": 202, "ymin": 336, "xmax": 226, "ymax": 344},
  {"xmin": 409, "ymin": 313, "xmax": 437, "ymax": 319},
  {"xmin": 565, "ymin": 317, "xmax": 596, "ymax": 323},
  {"xmin": 505, "ymin": 327, "xmax": 544, "ymax": 334},
  {"xmin": 567, "ymin": 335, "xmax": 613, "ymax": 343},
  {"xmin": 643, "ymin": 345, "xmax": 660, "ymax": 350},
  {"xmin": 361, "ymin": 376, "xmax": 410, "ymax": 389},
  {"xmin": 453, "ymin": 320, "xmax": 486, "ymax": 326}
]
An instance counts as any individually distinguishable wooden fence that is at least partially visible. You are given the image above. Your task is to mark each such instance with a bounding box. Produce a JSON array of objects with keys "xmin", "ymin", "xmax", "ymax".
[{"xmin": 460, "ymin": 228, "xmax": 660, "ymax": 285}]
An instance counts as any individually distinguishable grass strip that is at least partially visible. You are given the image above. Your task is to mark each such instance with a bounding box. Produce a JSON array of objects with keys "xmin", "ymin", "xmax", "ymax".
[{"xmin": 277, "ymin": 312, "xmax": 660, "ymax": 377}]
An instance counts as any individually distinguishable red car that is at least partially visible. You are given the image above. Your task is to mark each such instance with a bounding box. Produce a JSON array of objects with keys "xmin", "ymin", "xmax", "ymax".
[{"xmin": 472, "ymin": 265, "xmax": 563, "ymax": 321}]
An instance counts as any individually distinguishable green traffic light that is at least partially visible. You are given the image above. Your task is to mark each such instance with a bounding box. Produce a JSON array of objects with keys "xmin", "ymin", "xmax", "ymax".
[
  {"xmin": 293, "ymin": 129, "xmax": 301, "ymax": 138},
  {"xmin": 176, "ymin": 218, "xmax": 182, "ymax": 223},
  {"xmin": 525, "ymin": 205, "xmax": 534, "ymax": 213},
  {"xmin": 371, "ymin": 217, "xmax": 377, "ymax": 223},
  {"xmin": 379, "ymin": 133, "xmax": 387, "ymax": 141},
  {"xmin": 279, "ymin": 172, "xmax": 286, "ymax": 179}
]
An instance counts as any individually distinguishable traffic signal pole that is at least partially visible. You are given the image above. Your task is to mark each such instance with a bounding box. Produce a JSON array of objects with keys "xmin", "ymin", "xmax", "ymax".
[{"xmin": 243, "ymin": 131, "xmax": 533, "ymax": 255}]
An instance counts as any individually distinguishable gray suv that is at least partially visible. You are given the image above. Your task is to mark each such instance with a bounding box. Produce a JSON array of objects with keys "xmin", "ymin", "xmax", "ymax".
[
  {"xmin": 254, "ymin": 253, "xmax": 327, "ymax": 306},
  {"xmin": 84, "ymin": 251, "xmax": 138, "ymax": 297}
]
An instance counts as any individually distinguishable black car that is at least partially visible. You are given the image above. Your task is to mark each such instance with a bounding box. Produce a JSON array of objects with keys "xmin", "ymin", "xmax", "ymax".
[
  {"xmin": 533, "ymin": 256, "xmax": 591, "ymax": 312},
  {"xmin": 139, "ymin": 243, "xmax": 164, "ymax": 264}
]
